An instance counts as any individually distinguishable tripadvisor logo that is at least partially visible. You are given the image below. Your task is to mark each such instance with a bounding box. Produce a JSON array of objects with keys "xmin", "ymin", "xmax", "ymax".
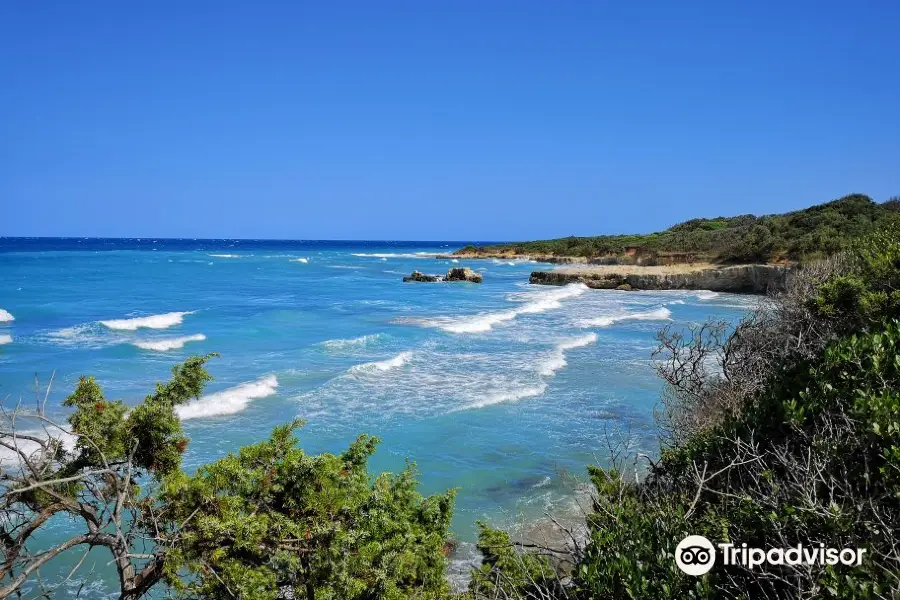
[
  {"xmin": 675, "ymin": 535, "xmax": 868, "ymax": 576},
  {"xmin": 676, "ymin": 535, "xmax": 716, "ymax": 575}
]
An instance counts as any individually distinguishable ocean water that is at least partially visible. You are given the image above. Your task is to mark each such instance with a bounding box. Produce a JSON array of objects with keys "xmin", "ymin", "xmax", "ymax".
[{"xmin": 0, "ymin": 238, "xmax": 759, "ymax": 596}]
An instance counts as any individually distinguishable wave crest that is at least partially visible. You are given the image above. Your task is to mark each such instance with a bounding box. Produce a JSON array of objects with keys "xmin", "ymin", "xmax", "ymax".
[
  {"xmin": 132, "ymin": 334, "xmax": 206, "ymax": 351},
  {"xmin": 100, "ymin": 311, "xmax": 194, "ymax": 331},
  {"xmin": 0, "ymin": 334, "xmax": 11, "ymax": 346},
  {"xmin": 431, "ymin": 283, "xmax": 589, "ymax": 334},
  {"xmin": 0, "ymin": 309, "xmax": 13, "ymax": 322},
  {"xmin": 176, "ymin": 375, "xmax": 279, "ymax": 420},
  {"xmin": 319, "ymin": 334, "xmax": 384, "ymax": 351},
  {"xmin": 538, "ymin": 333, "xmax": 598, "ymax": 377},
  {"xmin": 349, "ymin": 351, "xmax": 413, "ymax": 374},
  {"xmin": 582, "ymin": 307, "xmax": 672, "ymax": 328}
]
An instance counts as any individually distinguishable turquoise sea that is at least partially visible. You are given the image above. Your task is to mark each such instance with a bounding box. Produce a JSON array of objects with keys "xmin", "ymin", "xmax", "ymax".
[{"xmin": 0, "ymin": 238, "xmax": 757, "ymax": 596}]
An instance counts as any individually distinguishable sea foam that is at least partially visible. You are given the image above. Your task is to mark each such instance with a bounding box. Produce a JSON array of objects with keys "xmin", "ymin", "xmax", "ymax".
[
  {"xmin": 697, "ymin": 291, "xmax": 720, "ymax": 300},
  {"xmin": 582, "ymin": 307, "xmax": 672, "ymax": 328},
  {"xmin": 176, "ymin": 375, "xmax": 278, "ymax": 420},
  {"xmin": 319, "ymin": 334, "xmax": 384, "ymax": 351},
  {"xmin": 292, "ymin": 257, "xmax": 309, "ymax": 263},
  {"xmin": 349, "ymin": 351, "xmax": 413, "ymax": 374},
  {"xmin": 0, "ymin": 428, "xmax": 77, "ymax": 466},
  {"xmin": 0, "ymin": 309, "xmax": 13, "ymax": 322},
  {"xmin": 422, "ymin": 283, "xmax": 588, "ymax": 334},
  {"xmin": 100, "ymin": 311, "xmax": 194, "ymax": 331},
  {"xmin": 538, "ymin": 333, "xmax": 598, "ymax": 377},
  {"xmin": 456, "ymin": 383, "xmax": 548, "ymax": 411},
  {"xmin": 132, "ymin": 333, "xmax": 206, "ymax": 351},
  {"xmin": 0, "ymin": 334, "xmax": 11, "ymax": 346}
]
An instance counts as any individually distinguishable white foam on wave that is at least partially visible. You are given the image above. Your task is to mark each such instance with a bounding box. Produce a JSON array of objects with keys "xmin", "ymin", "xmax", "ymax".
[
  {"xmin": 430, "ymin": 283, "xmax": 589, "ymax": 334},
  {"xmin": 100, "ymin": 311, "xmax": 194, "ymax": 331},
  {"xmin": 132, "ymin": 333, "xmax": 206, "ymax": 351},
  {"xmin": 451, "ymin": 259, "xmax": 459, "ymax": 263},
  {"xmin": 351, "ymin": 252, "xmax": 432, "ymax": 259},
  {"xmin": 292, "ymin": 257, "xmax": 309, "ymax": 263},
  {"xmin": 538, "ymin": 333, "xmax": 598, "ymax": 377},
  {"xmin": 0, "ymin": 309, "xmax": 14, "ymax": 322},
  {"xmin": 697, "ymin": 291, "xmax": 720, "ymax": 300},
  {"xmin": 455, "ymin": 383, "xmax": 548, "ymax": 411},
  {"xmin": 176, "ymin": 375, "xmax": 278, "ymax": 420},
  {"xmin": 319, "ymin": 334, "xmax": 384, "ymax": 351},
  {"xmin": 0, "ymin": 428, "xmax": 77, "ymax": 467},
  {"xmin": 349, "ymin": 351, "xmax": 413, "ymax": 374},
  {"xmin": 329, "ymin": 265, "xmax": 363, "ymax": 270},
  {"xmin": 0, "ymin": 334, "xmax": 11, "ymax": 346},
  {"xmin": 582, "ymin": 306, "xmax": 672, "ymax": 328},
  {"xmin": 208, "ymin": 253, "xmax": 241, "ymax": 258}
]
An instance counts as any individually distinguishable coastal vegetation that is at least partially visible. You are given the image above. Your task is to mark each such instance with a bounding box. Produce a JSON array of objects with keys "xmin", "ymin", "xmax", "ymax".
[
  {"xmin": 3, "ymin": 218, "xmax": 900, "ymax": 598},
  {"xmin": 456, "ymin": 194, "xmax": 900, "ymax": 264}
]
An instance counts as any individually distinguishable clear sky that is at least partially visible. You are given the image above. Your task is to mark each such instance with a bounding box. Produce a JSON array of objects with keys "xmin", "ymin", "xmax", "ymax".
[{"xmin": 1, "ymin": 1, "xmax": 898, "ymax": 240}]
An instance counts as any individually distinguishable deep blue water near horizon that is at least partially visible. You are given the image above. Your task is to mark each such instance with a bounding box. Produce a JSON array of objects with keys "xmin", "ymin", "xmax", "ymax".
[{"xmin": 0, "ymin": 238, "xmax": 757, "ymax": 597}]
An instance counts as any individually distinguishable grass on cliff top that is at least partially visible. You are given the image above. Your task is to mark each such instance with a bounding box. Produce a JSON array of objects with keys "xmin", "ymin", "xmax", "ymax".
[{"xmin": 456, "ymin": 193, "xmax": 900, "ymax": 264}]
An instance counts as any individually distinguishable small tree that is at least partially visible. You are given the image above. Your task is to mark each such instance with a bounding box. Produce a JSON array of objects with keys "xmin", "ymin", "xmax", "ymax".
[
  {"xmin": 1, "ymin": 357, "xmax": 456, "ymax": 600},
  {"xmin": 1, "ymin": 354, "xmax": 215, "ymax": 599}
]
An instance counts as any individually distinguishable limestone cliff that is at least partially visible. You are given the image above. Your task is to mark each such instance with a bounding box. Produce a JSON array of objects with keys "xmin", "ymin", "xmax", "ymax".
[{"xmin": 529, "ymin": 264, "xmax": 790, "ymax": 294}]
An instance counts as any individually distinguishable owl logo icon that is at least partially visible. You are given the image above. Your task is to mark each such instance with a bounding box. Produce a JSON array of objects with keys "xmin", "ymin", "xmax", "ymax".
[{"xmin": 675, "ymin": 535, "xmax": 716, "ymax": 575}]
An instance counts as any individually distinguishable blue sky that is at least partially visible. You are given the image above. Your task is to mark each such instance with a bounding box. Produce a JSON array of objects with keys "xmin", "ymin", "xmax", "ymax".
[{"xmin": 1, "ymin": 1, "xmax": 898, "ymax": 240}]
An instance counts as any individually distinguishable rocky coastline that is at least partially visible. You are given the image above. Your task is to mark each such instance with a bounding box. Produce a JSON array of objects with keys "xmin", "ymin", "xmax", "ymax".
[{"xmin": 529, "ymin": 264, "xmax": 790, "ymax": 294}]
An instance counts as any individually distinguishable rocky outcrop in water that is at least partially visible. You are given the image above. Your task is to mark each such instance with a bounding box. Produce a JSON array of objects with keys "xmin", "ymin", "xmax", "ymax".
[
  {"xmin": 403, "ymin": 267, "xmax": 483, "ymax": 283},
  {"xmin": 445, "ymin": 267, "xmax": 483, "ymax": 283},
  {"xmin": 530, "ymin": 264, "xmax": 789, "ymax": 294}
]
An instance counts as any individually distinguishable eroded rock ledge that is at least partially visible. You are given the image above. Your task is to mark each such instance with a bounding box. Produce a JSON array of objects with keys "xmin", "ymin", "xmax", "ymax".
[
  {"xmin": 529, "ymin": 264, "xmax": 790, "ymax": 294},
  {"xmin": 403, "ymin": 267, "xmax": 483, "ymax": 283}
]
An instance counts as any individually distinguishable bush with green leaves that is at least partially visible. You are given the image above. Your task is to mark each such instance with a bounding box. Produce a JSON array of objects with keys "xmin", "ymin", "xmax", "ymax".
[
  {"xmin": 476, "ymin": 224, "xmax": 900, "ymax": 599},
  {"xmin": 158, "ymin": 420, "xmax": 455, "ymax": 600},
  {"xmin": 1, "ymin": 355, "xmax": 455, "ymax": 600}
]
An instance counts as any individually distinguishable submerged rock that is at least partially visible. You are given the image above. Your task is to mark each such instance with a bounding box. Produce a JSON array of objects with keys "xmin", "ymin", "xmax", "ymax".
[{"xmin": 402, "ymin": 267, "xmax": 483, "ymax": 283}]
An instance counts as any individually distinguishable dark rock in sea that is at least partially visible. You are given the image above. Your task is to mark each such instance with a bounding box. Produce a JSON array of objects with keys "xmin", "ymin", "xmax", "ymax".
[
  {"xmin": 529, "ymin": 264, "xmax": 790, "ymax": 295},
  {"xmin": 403, "ymin": 270, "xmax": 442, "ymax": 282},
  {"xmin": 615, "ymin": 283, "xmax": 633, "ymax": 291},
  {"xmin": 445, "ymin": 267, "xmax": 483, "ymax": 283},
  {"xmin": 402, "ymin": 267, "xmax": 483, "ymax": 283}
]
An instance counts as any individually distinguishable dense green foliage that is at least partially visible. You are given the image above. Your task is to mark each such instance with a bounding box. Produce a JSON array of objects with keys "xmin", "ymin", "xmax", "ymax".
[
  {"xmin": 479, "ymin": 224, "xmax": 900, "ymax": 598},
  {"xmin": 457, "ymin": 194, "xmax": 900, "ymax": 263},
  {"xmin": 2, "ymin": 356, "xmax": 454, "ymax": 600},
  {"xmin": 158, "ymin": 421, "xmax": 455, "ymax": 599}
]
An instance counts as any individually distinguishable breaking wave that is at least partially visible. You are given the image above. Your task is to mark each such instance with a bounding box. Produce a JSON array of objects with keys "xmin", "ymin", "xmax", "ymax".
[
  {"xmin": 132, "ymin": 333, "xmax": 206, "ymax": 351},
  {"xmin": 414, "ymin": 284, "xmax": 589, "ymax": 334},
  {"xmin": 455, "ymin": 383, "xmax": 548, "ymax": 411},
  {"xmin": 349, "ymin": 351, "xmax": 413, "ymax": 374},
  {"xmin": 582, "ymin": 307, "xmax": 672, "ymax": 328},
  {"xmin": 538, "ymin": 333, "xmax": 598, "ymax": 377},
  {"xmin": 351, "ymin": 252, "xmax": 432, "ymax": 258},
  {"xmin": 0, "ymin": 427, "xmax": 77, "ymax": 466},
  {"xmin": 0, "ymin": 309, "xmax": 13, "ymax": 322},
  {"xmin": 292, "ymin": 257, "xmax": 309, "ymax": 263},
  {"xmin": 208, "ymin": 253, "xmax": 242, "ymax": 258},
  {"xmin": 100, "ymin": 311, "xmax": 194, "ymax": 331},
  {"xmin": 0, "ymin": 334, "xmax": 11, "ymax": 345},
  {"xmin": 176, "ymin": 375, "xmax": 279, "ymax": 420},
  {"xmin": 697, "ymin": 291, "xmax": 720, "ymax": 300},
  {"xmin": 319, "ymin": 334, "xmax": 384, "ymax": 351}
]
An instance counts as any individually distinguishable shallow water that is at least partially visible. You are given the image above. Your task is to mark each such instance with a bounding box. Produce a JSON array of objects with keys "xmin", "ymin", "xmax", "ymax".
[{"xmin": 0, "ymin": 238, "xmax": 758, "ymax": 595}]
